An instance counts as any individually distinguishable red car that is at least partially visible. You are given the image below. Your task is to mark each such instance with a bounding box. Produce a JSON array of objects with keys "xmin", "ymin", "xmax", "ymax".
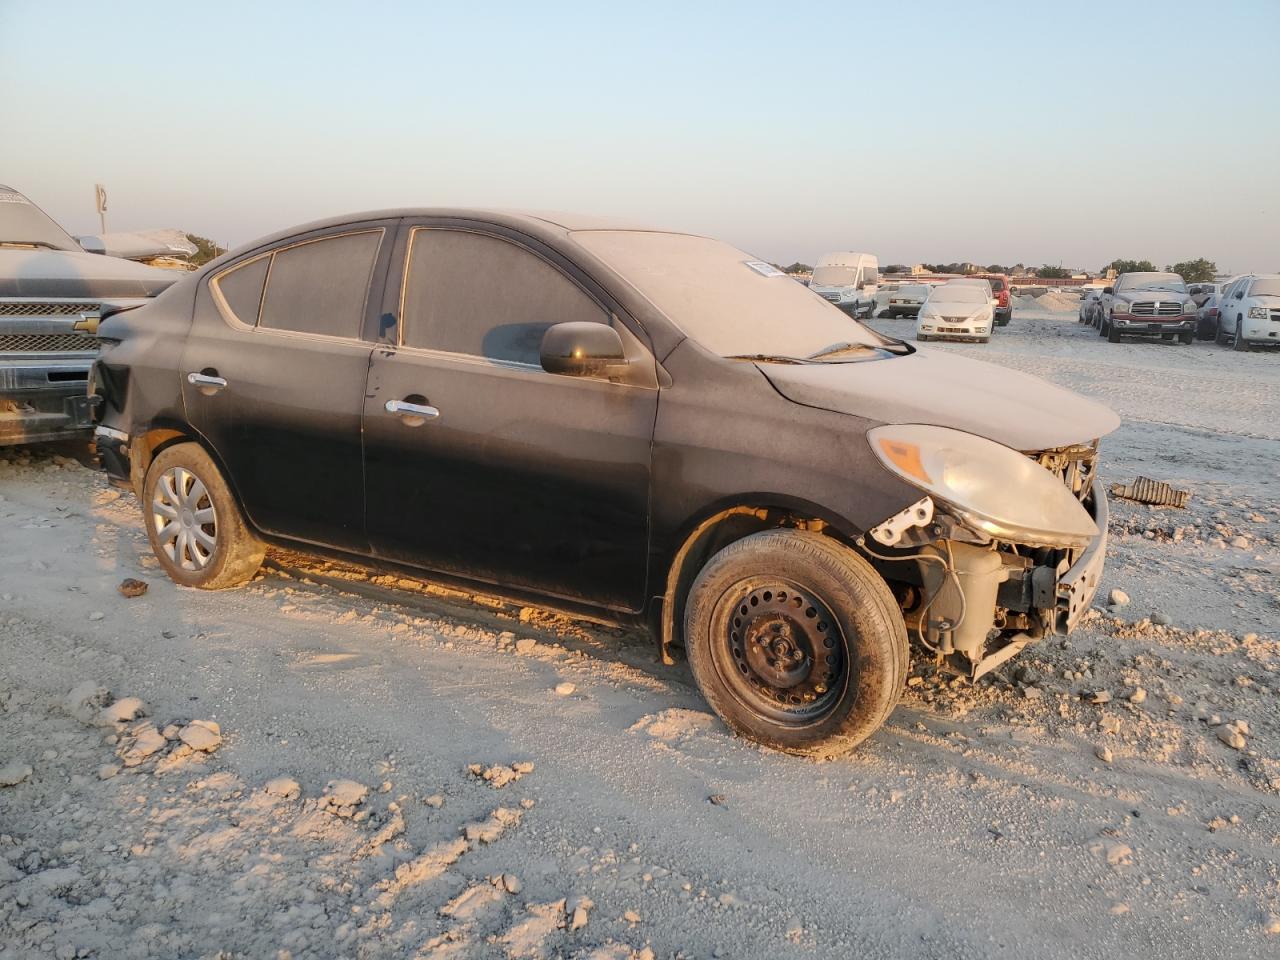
[{"xmin": 974, "ymin": 274, "xmax": 1012, "ymax": 326}]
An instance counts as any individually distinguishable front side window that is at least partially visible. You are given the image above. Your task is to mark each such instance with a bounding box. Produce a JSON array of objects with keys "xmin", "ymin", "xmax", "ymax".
[
  {"xmin": 258, "ymin": 230, "xmax": 382, "ymax": 339},
  {"xmin": 401, "ymin": 228, "xmax": 609, "ymax": 365}
]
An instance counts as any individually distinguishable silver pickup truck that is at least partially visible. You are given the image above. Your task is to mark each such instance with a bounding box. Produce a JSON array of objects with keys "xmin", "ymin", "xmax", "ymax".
[{"xmin": 0, "ymin": 185, "xmax": 178, "ymax": 445}]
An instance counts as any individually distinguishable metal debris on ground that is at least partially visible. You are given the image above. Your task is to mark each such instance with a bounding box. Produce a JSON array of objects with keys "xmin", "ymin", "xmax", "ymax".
[{"xmin": 1109, "ymin": 477, "xmax": 1190, "ymax": 508}]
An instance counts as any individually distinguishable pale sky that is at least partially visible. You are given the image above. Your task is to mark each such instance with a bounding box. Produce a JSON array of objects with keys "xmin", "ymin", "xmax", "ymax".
[{"xmin": 1, "ymin": 0, "xmax": 1276, "ymax": 273}]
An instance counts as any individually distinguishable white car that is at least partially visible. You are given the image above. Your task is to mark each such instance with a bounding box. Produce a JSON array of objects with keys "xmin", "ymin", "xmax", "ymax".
[
  {"xmin": 882, "ymin": 283, "xmax": 930, "ymax": 318},
  {"xmin": 916, "ymin": 283, "xmax": 994, "ymax": 342},
  {"xmin": 1216, "ymin": 274, "xmax": 1280, "ymax": 350}
]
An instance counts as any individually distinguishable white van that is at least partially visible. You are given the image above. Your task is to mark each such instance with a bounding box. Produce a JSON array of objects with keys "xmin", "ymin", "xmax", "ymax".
[{"xmin": 809, "ymin": 252, "xmax": 879, "ymax": 318}]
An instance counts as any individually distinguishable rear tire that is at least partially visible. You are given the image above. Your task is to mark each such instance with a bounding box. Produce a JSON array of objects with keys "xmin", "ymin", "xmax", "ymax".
[
  {"xmin": 684, "ymin": 529, "xmax": 909, "ymax": 758},
  {"xmin": 1215, "ymin": 321, "xmax": 1231, "ymax": 346},
  {"xmin": 1178, "ymin": 331, "xmax": 1193, "ymax": 345},
  {"xmin": 142, "ymin": 442, "xmax": 264, "ymax": 589},
  {"xmin": 1107, "ymin": 322, "xmax": 1121, "ymax": 343}
]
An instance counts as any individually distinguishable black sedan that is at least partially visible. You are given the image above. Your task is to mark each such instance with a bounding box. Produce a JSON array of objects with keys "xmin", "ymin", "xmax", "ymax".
[{"xmin": 91, "ymin": 209, "xmax": 1118, "ymax": 757}]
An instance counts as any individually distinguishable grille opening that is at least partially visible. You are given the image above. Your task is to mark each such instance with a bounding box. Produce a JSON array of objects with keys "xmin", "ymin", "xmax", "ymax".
[
  {"xmin": 47, "ymin": 370, "xmax": 88, "ymax": 382},
  {"xmin": 0, "ymin": 334, "xmax": 100, "ymax": 352}
]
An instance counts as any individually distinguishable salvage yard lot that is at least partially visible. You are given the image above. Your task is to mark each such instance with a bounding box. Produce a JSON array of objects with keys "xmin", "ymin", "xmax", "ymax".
[{"xmin": 1, "ymin": 305, "xmax": 1278, "ymax": 959}]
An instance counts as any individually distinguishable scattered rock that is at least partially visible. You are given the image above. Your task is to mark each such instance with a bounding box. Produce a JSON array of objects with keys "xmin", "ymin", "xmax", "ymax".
[
  {"xmin": 97, "ymin": 696, "xmax": 148, "ymax": 727},
  {"xmin": 178, "ymin": 720, "xmax": 222, "ymax": 752},
  {"xmin": 1092, "ymin": 840, "xmax": 1132, "ymax": 865},
  {"xmin": 0, "ymin": 759, "xmax": 33, "ymax": 787},
  {"xmin": 423, "ymin": 793, "xmax": 445, "ymax": 808},
  {"xmin": 622, "ymin": 909, "xmax": 641, "ymax": 924},
  {"xmin": 708, "ymin": 794, "xmax": 728, "ymax": 807},
  {"xmin": 1022, "ymin": 685, "xmax": 1044, "ymax": 700},
  {"xmin": 87, "ymin": 611, "xmax": 104, "ymax": 621},
  {"xmin": 554, "ymin": 682, "xmax": 576, "ymax": 696},
  {"xmin": 117, "ymin": 723, "xmax": 167, "ymax": 767},
  {"xmin": 1215, "ymin": 724, "xmax": 1246, "ymax": 751},
  {"xmin": 1088, "ymin": 690, "xmax": 1112, "ymax": 705},
  {"xmin": 264, "ymin": 776, "xmax": 301, "ymax": 799},
  {"xmin": 468, "ymin": 761, "xmax": 533, "ymax": 789},
  {"xmin": 1151, "ymin": 611, "xmax": 1171, "ymax": 626},
  {"xmin": 500, "ymin": 873, "xmax": 522, "ymax": 894},
  {"xmin": 322, "ymin": 778, "xmax": 369, "ymax": 816},
  {"xmin": 97, "ymin": 764, "xmax": 120, "ymax": 780},
  {"xmin": 514, "ymin": 637, "xmax": 538, "ymax": 654},
  {"xmin": 1127, "ymin": 687, "xmax": 1147, "ymax": 705},
  {"xmin": 64, "ymin": 681, "xmax": 110, "ymax": 724},
  {"xmin": 1095, "ymin": 745, "xmax": 1113, "ymax": 763},
  {"xmin": 568, "ymin": 894, "xmax": 594, "ymax": 931},
  {"xmin": 1107, "ymin": 589, "xmax": 1130, "ymax": 607},
  {"xmin": 117, "ymin": 578, "xmax": 148, "ymax": 598}
]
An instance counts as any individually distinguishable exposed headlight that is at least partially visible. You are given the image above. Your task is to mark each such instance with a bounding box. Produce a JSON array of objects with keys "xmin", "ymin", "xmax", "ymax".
[
  {"xmin": 1183, "ymin": 301, "xmax": 1197, "ymax": 314},
  {"xmin": 1111, "ymin": 299, "xmax": 1129, "ymax": 314},
  {"xmin": 867, "ymin": 424, "xmax": 1099, "ymax": 548},
  {"xmin": 1248, "ymin": 306, "xmax": 1268, "ymax": 319}
]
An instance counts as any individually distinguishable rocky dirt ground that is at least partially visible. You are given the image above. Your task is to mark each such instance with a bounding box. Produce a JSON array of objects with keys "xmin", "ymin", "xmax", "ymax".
[{"xmin": 1, "ymin": 303, "xmax": 1278, "ymax": 959}]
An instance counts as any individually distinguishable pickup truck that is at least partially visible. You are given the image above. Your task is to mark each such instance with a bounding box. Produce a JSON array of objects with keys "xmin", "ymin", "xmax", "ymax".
[
  {"xmin": 0, "ymin": 184, "xmax": 178, "ymax": 445},
  {"xmin": 1097, "ymin": 271, "xmax": 1196, "ymax": 345}
]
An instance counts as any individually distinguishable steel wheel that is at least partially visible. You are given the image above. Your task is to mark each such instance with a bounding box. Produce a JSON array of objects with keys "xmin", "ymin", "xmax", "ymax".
[
  {"xmin": 151, "ymin": 466, "xmax": 218, "ymax": 571},
  {"xmin": 712, "ymin": 580, "xmax": 847, "ymax": 726}
]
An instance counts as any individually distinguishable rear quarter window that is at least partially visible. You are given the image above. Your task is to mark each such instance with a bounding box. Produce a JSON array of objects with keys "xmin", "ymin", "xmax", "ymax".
[{"xmin": 211, "ymin": 256, "xmax": 269, "ymax": 326}]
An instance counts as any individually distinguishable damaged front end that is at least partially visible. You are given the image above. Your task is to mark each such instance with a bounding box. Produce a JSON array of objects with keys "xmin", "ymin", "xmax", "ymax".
[{"xmin": 862, "ymin": 427, "xmax": 1108, "ymax": 680}]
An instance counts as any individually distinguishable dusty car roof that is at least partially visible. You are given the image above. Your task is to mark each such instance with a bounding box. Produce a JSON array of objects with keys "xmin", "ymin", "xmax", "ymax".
[{"xmin": 206, "ymin": 208, "xmax": 701, "ymax": 273}]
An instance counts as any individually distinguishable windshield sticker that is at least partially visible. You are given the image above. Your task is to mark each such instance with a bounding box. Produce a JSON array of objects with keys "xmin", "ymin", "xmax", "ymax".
[
  {"xmin": 0, "ymin": 191, "xmax": 32, "ymax": 204},
  {"xmin": 744, "ymin": 260, "xmax": 785, "ymax": 278}
]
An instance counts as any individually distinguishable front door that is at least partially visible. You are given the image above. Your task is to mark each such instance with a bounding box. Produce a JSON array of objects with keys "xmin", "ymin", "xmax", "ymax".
[
  {"xmin": 180, "ymin": 223, "xmax": 393, "ymax": 552},
  {"xmin": 362, "ymin": 224, "xmax": 658, "ymax": 611}
]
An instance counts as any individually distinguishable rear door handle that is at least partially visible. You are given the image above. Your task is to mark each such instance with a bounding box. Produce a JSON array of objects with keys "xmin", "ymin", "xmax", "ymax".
[
  {"xmin": 187, "ymin": 372, "xmax": 228, "ymax": 392},
  {"xmin": 385, "ymin": 399, "xmax": 440, "ymax": 422}
]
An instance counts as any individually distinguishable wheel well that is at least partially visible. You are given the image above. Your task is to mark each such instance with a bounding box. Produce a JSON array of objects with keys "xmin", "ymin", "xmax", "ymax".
[
  {"xmin": 657, "ymin": 504, "xmax": 859, "ymax": 665},
  {"xmin": 127, "ymin": 426, "xmax": 192, "ymax": 497}
]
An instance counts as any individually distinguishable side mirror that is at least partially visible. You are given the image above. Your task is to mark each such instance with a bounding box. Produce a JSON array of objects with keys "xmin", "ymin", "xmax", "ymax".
[
  {"xmin": 77, "ymin": 236, "xmax": 107, "ymax": 256},
  {"xmin": 1103, "ymin": 286, "xmax": 1114, "ymax": 295},
  {"xmin": 540, "ymin": 322, "xmax": 628, "ymax": 377}
]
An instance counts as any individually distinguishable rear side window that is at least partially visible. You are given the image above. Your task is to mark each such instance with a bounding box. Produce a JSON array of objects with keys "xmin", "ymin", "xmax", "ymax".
[
  {"xmin": 212, "ymin": 256, "xmax": 269, "ymax": 326},
  {"xmin": 259, "ymin": 230, "xmax": 381, "ymax": 339},
  {"xmin": 401, "ymin": 228, "xmax": 609, "ymax": 364}
]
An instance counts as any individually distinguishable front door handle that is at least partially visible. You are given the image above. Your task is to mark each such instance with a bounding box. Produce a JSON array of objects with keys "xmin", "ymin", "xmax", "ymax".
[
  {"xmin": 187, "ymin": 372, "xmax": 228, "ymax": 394},
  {"xmin": 385, "ymin": 398, "xmax": 440, "ymax": 424}
]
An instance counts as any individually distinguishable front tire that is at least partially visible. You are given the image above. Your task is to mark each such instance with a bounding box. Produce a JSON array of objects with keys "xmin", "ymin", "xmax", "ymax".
[
  {"xmin": 143, "ymin": 442, "xmax": 264, "ymax": 589},
  {"xmin": 684, "ymin": 530, "xmax": 908, "ymax": 758},
  {"xmin": 1106, "ymin": 320, "xmax": 1121, "ymax": 343},
  {"xmin": 1232, "ymin": 319, "xmax": 1250, "ymax": 352}
]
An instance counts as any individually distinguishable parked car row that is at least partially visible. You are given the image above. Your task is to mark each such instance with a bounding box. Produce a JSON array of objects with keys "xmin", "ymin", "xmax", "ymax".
[{"xmin": 1078, "ymin": 270, "xmax": 1278, "ymax": 350}]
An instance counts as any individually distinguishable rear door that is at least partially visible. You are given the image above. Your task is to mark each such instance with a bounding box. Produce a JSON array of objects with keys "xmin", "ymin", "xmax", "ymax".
[
  {"xmin": 361, "ymin": 222, "xmax": 659, "ymax": 611},
  {"xmin": 181, "ymin": 221, "xmax": 394, "ymax": 552}
]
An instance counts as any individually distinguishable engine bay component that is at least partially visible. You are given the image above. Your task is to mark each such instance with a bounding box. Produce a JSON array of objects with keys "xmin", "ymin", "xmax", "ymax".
[{"xmin": 868, "ymin": 496, "xmax": 934, "ymax": 547}]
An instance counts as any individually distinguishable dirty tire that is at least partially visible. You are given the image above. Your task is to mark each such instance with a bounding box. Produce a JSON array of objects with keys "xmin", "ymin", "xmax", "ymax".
[
  {"xmin": 1107, "ymin": 322, "xmax": 1121, "ymax": 343},
  {"xmin": 1178, "ymin": 331, "xmax": 1193, "ymax": 345},
  {"xmin": 1232, "ymin": 319, "xmax": 1250, "ymax": 352},
  {"xmin": 1215, "ymin": 321, "xmax": 1231, "ymax": 346},
  {"xmin": 684, "ymin": 529, "xmax": 908, "ymax": 758},
  {"xmin": 142, "ymin": 442, "xmax": 264, "ymax": 589}
]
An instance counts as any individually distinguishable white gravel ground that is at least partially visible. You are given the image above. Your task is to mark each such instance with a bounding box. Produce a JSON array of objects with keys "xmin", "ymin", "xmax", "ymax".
[{"xmin": 1, "ymin": 305, "xmax": 1278, "ymax": 959}]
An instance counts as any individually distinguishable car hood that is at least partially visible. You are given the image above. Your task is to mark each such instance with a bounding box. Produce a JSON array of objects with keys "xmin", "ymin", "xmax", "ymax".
[
  {"xmin": 759, "ymin": 349, "xmax": 1121, "ymax": 451},
  {"xmin": 0, "ymin": 248, "xmax": 180, "ymax": 299},
  {"xmin": 1117, "ymin": 288, "xmax": 1193, "ymax": 304}
]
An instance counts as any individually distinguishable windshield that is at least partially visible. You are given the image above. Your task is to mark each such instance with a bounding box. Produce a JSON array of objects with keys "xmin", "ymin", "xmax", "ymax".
[
  {"xmin": 1249, "ymin": 279, "xmax": 1280, "ymax": 297},
  {"xmin": 927, "ymin": 285, "xmax": 987, "ymax": 304},
  {"xmin": 1117, "ymin": 272, "xmax": 1186, "ymax": 294},
  {"xmin": 810, "ymin": 263, "xmax": 858, "ymax": 286},
  {"xmin": 571, "ymin": 231, "xmax": 888, "ymax": 358},
  {"xmin": 0, "ymin": 186, "xmax": 78, "ymax": 250},
  {"xmin": 897, "ymin": 285, "xmax": 928, "ymax": 297},
  {"xmin": 986, "ymin": 278, "xmax": 1006, "ymax": 291}
]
